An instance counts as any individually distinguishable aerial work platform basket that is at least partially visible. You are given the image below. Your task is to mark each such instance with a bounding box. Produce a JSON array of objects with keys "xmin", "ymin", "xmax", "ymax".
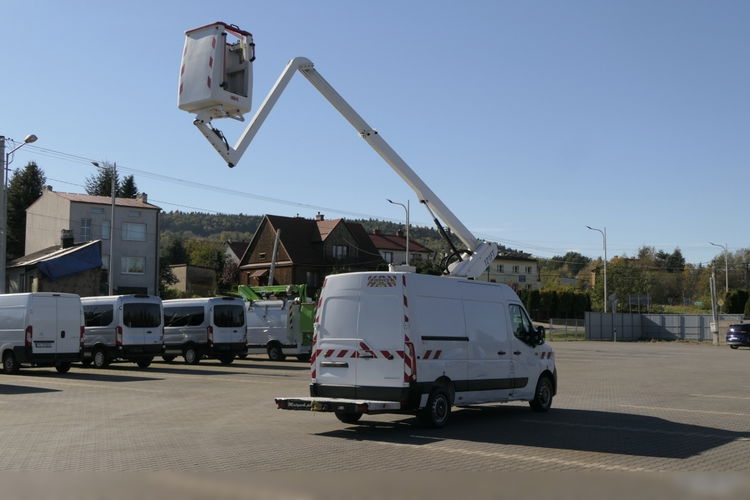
[{"xmin": 178, "ymin": 22, "xmax": 255, "ymax": 120}]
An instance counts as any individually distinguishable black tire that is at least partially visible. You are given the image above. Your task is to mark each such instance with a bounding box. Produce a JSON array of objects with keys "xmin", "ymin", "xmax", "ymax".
[
  {"xmin": 267, "ymin": 344, "xmax": 286, "ymax": 361},
  {"xmin": 162, "ymin": 354, "xmax": 177, "ymax": 363},
  {"xmin": 56, "ymin": 362, "xmax": 72, "ymax": 374},
  {"xmin": 183, "ymin": 346, "xmax": 200, "ymax": 365},
  {"xmin": 81, "ymin": 358, "xmax": 93, "ymax": 367},
  {"xmin": 529, "ymin": 375, "xmax": 554, "ymax": 412},
  {"xmin": 730, "ymin": 345, "xmax": 739, "ymax": 350},
  {"xmin": 219, "ymin": 355, "xmax": 235, "ymax": 365},
  {"xmin": 237, "ymin": 354, "xmax": 248, "ymax": 359},
  {"xmin": 2, "ymin": 351, "xmax": 19, "ymax": 374},
  {"xmin": 334, "ymin": 410, "xmax": 363, "ymax": 424},
  {"xmin": 296, "ymin": 354, "xmax": 311, "ymax": 362},
  {"xmin": 136, "ymin": 357, "xmax": 153, "ymax": 369},
  {"xmin": 417, "ymin": 389, "xmax": 451, "ymax": 428},
  {"xmin": 93, "ymin": 348, "xmax": 110, "ymax": 369}
]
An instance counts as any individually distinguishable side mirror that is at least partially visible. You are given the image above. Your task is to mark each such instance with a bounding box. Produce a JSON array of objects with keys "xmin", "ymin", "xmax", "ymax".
[{"xmin": 536, "ymin": 326, "xmax": 545, "ymax": 345}]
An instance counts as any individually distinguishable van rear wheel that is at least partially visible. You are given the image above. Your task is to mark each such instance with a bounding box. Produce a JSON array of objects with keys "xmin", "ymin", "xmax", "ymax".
[
  {"xmin": 334, "ymin": 410, "xmax": 363, "ymax": 424},
  {"xmin": 162, "ymin": 354, "xmax": 177, "ymax": 363},
  {"xmin": 136, "ymin": 357, "xmax": 153, "ymax": 369},
  {"xmin": 267, "ymin": 344, "xmax": 285, "ymax": 361},
  {"xmin": 56, "ymin": 362, "xmax": 71, "ymax": 374},
  {"xmin": 296, "ymin": 354, "xmax": 310, "ymax": 362},
  {"xmin": 218, "ymin": 355, "xmax": 234, "ymax": 365},
  {"xmin": 417, "ymin": 389, "xmax": 451, "ymax": 428},
  {"xmin": 183, "ymin": 346, "xmax": 200, "ymax": 365},
  {"xmin": 93, "ymin": 348, "xmax": 109, "ymax": 369},
  {"xmin": 2, "ymin": 351, "xmax": 19, "ymax": 374}
]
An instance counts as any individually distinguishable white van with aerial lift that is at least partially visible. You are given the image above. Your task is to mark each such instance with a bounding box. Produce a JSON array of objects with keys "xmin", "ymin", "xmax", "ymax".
[{"xmin": 178, "ymin": 22, "xmax": 556, "ymax": 427}]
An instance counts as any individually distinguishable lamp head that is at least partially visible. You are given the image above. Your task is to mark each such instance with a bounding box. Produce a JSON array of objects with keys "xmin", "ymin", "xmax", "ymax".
[{"xmin": 23, "ymin": 134, "xmax": 37, "ymax": 144}]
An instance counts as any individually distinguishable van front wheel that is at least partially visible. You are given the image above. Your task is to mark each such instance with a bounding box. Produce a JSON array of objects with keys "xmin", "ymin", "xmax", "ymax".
[
  {"xmin": 417, "ymin": 389, "xmax": 451, "ymax": 428},
  {"xmin": 136, "ymin": 357, "xmax": 153, "ymax": 369},
  {"xmin": 183, "ymin": 346, "xmax": 200, "ymax": 365},
  {"xmin": 267, "ymin": 344, "xmax": 285, "ymax": 361},
  {"xmin": 93, "ymin": 348, "xmax": 109, "ymax": 369},
  {"xmin": 529, "ymin": 375, "xmax": 553, "ymax": 412},
  {"xmin": 2, "ymin": 351, "xmax": 19, "ymax": 374}
]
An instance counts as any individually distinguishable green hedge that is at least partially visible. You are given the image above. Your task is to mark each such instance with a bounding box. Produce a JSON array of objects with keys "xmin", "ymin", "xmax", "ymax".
[{"xmin": 517, "ymin": 289, "xmax": 591, "ymax": 321}]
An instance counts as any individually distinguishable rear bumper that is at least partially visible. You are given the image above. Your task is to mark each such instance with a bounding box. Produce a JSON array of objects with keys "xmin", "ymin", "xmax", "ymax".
[
  {"xmin": 275, "ymin": 397, "xmax": 402, "ymax": 414},
  {"xmin": 726, "ymin": 335, "xmax": 750, "ymax": 346},
  {"xmin": 208, "ymin": 342, "xmax": 247, "ymax": 356},
  {"xmin": 14, "ymin": 347, "xmax": 81, "ymax": 366},
  {"xmin": 119, "ymin": 344, "xmax": 164, "ymax": 358}
]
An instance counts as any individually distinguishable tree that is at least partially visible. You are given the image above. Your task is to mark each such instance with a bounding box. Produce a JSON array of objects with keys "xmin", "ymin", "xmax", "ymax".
[
  {"xmin": 7, "ymin": 162, "xmax": 46, "ymax": 259},
  {"xmin": 85, "ymin": 164, "xmax": 119, "ymax": 197},
  {"xmin": 118, "ymin": 175, "xmax": 138, "ymax": 198}
]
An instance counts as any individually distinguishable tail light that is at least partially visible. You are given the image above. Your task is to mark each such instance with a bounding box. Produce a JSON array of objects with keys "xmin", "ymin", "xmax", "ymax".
[
  {"xmin": 207, "ymin": 325, "xmax": 214, "ymax": 346},
  {"xmin": 25, "ymin": 326, "xmax": 33, "ymax": 347},
  {"xmin": 115, "ymin": 326, "xmax": 123, "ymax": 347},
  {"xmin": 80, "ymin": 326, "xmax": 85, "ymax": 348}
]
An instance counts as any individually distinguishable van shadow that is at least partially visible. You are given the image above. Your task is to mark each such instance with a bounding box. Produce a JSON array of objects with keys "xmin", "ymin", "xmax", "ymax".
[
  {"xmin": 107, "ymin": 363, "xmax": 243, "ymax": 377},
  {"xmin": 21, "ymin": 369, "xmax": 160, "ymax": 383},
  {"xmin": 316, "ymin": 406, "xmax": 750, "ymax": 460},
  {"xmin": 232, "ymin": 360, "xmax": 311, "ymax": 371},
  {"xmin": 0, "ymin": 384, "xmax": 61, "ymax": 395}
]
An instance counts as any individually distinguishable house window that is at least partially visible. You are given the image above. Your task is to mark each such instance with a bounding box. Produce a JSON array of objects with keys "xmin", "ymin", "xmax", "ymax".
[
  {"xmin": 519, "ymin": 275, "xmax": 526, "ymax": 283},
  {"xmin": 512, "ymin": 265, "xmax": 520, "ymax": 273},
  {"xmin": 122, "ymin": 222, "xmax": 146, "ymax": 241},
  {"xmin": 526, "ymin": 266, "xmax": 533, "ymax": 273},
  {"xmin": 496, "ymin": 264, "xmax": 504, "ymax": 273},
  {"xmin": 80, "ymin": 219, "xmax": 92, "ymax": 241},
  {"xmin": 101, "ymin": 220, "xmax": 111, "ymax": 240},
  {"xmin": 384, "ymin": 251, "xmax": 393, "ymax": 263},
  {"xmin": 129, "ymin": 210, "xmax": 141, "ymax": 217},
  {"xmin": 332, "ymin": 245, "xmax": 348, "ymax": 260},
  {"xmin": 91, "ymin": 207, "xmax": 104, "ymax": 214},
  {"xmin": 121, "ymin": 256, "xmax": 145, "ymax": 274}
]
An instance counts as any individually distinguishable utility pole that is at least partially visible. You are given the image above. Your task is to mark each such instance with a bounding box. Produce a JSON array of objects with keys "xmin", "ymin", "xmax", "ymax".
[
  {"xmin": 709, "ymin": 241, "xmax": 729, "ymax": 295},
  {"xmin": 92, "ymin": 161, "xmax": 117, "ymax": 295},
  {"xmin": 268, "ymin": 228, "xmax": 281, "ymax": 286},
  {"xmin": 586, "ymin": 226, "xmax": 608, "ymax": 313}
]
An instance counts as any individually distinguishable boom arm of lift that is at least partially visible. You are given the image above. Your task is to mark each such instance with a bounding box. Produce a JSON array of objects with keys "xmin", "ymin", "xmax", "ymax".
[{"xmin": 192, "ymin": 57, "xmax": 497, "ymax": 278}]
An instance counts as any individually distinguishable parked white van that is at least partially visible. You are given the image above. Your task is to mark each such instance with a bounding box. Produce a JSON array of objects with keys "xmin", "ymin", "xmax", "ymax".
[
  {"xmin": 163, "ymin": 297, "xmax": 247, "ymax": 365},
  {"xmin": 81, "ymin": 295, "xmax": 164, "ymax": 369},
  {"xmin": 276, "ymin": 272, "xmax": 556, "ymax": 427},
  {"xmin": 0, "ymin": 292, "xmax": 83, "ymax": 374},
  {"xmin": 246, "ymin": 299, "xmax": 314, "ymax": 361}
]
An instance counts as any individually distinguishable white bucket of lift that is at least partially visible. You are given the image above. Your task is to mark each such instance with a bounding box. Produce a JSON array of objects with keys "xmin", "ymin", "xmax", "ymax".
[{"xmin": 178, "ymin": 22, "xmax": 255, "ymax": 120}]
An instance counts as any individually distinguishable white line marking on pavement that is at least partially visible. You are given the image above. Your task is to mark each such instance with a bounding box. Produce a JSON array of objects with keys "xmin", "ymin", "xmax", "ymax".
[
  {"xmin": 621, "ymin": 404, "xmax": 750, "ymax": 417},
  {"xmin": 691, "ymin": 394, "xmax": 750, "ymax": 401}
]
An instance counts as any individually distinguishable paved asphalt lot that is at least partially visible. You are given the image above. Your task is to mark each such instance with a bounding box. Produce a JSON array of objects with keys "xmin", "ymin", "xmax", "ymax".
[{"xmin": 1, "ymin": 341, "xmax": 748, "ymax": 477}]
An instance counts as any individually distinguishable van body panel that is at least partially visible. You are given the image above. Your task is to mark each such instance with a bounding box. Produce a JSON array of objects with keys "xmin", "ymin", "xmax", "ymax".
[
  {"xmin": 163, "ymin": 298, "xmax": 246, "ymax": 359},
  {"xmin": 0, "ymin": 293, "xmax": 82, "ymax": 369},
  {"xmin": 82, "ymin": 295, "xmax": 164, "ymax": 363},
  {"xmin": 245, "ymin": 299, "xmax": 313, "ymax": 357},
  {"xmin": 293, "ymin": 272, "xmax": 556, "ymax": 419}
]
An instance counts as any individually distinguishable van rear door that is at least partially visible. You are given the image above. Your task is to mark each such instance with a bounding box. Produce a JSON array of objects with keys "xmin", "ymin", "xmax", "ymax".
[
  {"xmin": 30, "ymin": 295, "xmax": 57, "ymax": 354},
  {"xmin": 123, "ymin": 302, "xmax": 162, "ymax": 348},
  {"xmin": 56, "ymin": 296, "xmax": 82, "ymax": 355}
]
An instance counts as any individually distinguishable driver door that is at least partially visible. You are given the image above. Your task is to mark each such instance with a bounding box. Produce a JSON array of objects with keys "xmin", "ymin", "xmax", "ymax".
[{"xmin": 508, "ymin": 303, "xmax": 539, "ymax": 400}]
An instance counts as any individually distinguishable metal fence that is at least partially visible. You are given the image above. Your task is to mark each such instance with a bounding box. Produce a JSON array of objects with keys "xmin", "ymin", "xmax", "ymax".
[
  {"xmin": 547, "ymin": 318, "xmax": 586, "ymax": 341},
  {"xmin": 585, "ymin": 312, "xmax": 745, "ymax": 342}
]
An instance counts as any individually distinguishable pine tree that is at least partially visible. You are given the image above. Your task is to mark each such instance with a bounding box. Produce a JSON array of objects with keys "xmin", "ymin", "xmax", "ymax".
[
  {"xmin": 118, "ymin": 175, "xmax": 138, "ymax": 198},
  {"xmin": 85, "ymin": 163, "xmax": 120, "ymax": 196},
  {"xmin": 7, "ymin": 162, "xmax": 46, "ymax": 259}
]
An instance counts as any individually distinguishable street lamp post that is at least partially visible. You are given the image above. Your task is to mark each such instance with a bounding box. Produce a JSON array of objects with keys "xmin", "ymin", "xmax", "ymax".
[
  {"xmin": 387, "ymin": 198, "xmax": 409, "ymax": 267},
  {"xmin": 709, "ymin": 241, "xmax": 729, "ymax": 295},
  {"xmin": 0, "ymin": 134, "xmax": 38, "ymax": 293},
  {"xmin": 92, "ymin": 161, "xmax": 117, "ymax": 295},
  {"xmin": 586, "ymin": 225, "xmax": 608, "ymax": 313}
]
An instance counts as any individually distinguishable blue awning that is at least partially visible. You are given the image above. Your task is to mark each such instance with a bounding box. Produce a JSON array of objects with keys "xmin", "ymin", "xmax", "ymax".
[{"xmin": 38, "ymin": 241, "xmax": 102, "ymax": 280}]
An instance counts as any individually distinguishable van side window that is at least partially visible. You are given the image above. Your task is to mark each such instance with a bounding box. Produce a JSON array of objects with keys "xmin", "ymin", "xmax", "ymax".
[
  {"xmin": 123, "ymin": 303, "xmax": 162, "ymax": 328},
  {"xmin": 214, "ymin": 305, "xmax": 245, "ymax": 327},
  {"xmin": 164, "ymin": 306, "xmax": 204, "ymax": 327},
  {"xmin": 83, "ymin": 305, "xmax": 114, "ymax": 327},
  {"xmin": 509, "ymin": 304, "xmax": 533, "ymax": 342}
]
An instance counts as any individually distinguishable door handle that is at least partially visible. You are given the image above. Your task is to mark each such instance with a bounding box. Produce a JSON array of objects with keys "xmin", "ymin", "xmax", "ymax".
[
  {"xmin": 146, "ymin": 331, "xmax": 152, "ymax": 334},
  {"xmin": 513, "ymin": 351, "xmax": 521, "ymax": 355},
  {"xmin": 497, "ymin": 351, "xmax": 506, "ymax": 356},
  {"xmin": 60, "ymin": 331, "xmax": 66, "ymax": 338}
]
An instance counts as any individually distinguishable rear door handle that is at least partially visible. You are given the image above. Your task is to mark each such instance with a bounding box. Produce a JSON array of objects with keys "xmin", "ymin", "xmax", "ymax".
[
  {"xmin": 513, "ymin": 351, "xmax": 521, "ymax": 355},
  {"xmin": 497, "ymin": 351, "xmax": 506, "ymax": 356}
]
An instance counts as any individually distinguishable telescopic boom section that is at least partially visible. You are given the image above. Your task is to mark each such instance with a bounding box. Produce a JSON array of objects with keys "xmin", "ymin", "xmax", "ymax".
[{"xmin": 190, "ymin": 56, "xmax": 497, "ymax": 278}]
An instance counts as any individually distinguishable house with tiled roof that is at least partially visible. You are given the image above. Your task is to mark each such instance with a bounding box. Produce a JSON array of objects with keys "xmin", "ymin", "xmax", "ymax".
[
  {"xmin": 239, "ymin": 213, "xmax": 384, "ymax": 293},
  {"xmin": 23, "ymin": 187, "xmax": 160, "ymax": 295},
  {"xmin": 368, "ymin": 229, "xmax": 433, "ymax": 266}
]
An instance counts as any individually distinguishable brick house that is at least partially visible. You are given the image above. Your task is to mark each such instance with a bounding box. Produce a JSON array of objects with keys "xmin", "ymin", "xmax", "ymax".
[
  {"xmin": 368, "ymin": 228, "xmax": 433, "ymax": 266},
  {"xmin": 239, "ymin": 214, "xmax": 384, "ymax": 294}
]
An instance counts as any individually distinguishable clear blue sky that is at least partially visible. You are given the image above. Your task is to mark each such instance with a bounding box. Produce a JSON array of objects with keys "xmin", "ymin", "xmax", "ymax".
[{"xmin": 3, "ymin": 1, "xmax": 748, "ymax": 265}]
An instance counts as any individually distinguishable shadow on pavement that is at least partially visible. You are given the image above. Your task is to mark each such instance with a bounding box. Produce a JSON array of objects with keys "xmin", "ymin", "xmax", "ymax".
[
  {"xmin": 317, "ymin": 406, "xmax": 750, "ymax": 460},
  {"xmin": 0, "ymin": 384, "xmax": 61, "ymax": 395},
  {"xmin": 16, "ymin": 369, "xmax": 160, "ymax": 383},
  {"xmin": 105, "ymin": 364, "xmax": 244, "ymax": 377}
]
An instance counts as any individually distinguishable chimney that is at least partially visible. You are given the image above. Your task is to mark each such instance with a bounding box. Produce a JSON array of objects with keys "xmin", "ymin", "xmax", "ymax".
[
  {"xmin": 60, "ymin": 229, "xmax": 74, "ymax": 249},
  {"xmin": 397, "ymin": 229, "xmax": 404, "ymax": 238},
  {"xmin": 315, "ymin": 212, "xmax": 325, "ymax": 221},
  {"xmin": 136, "ymin": 192, "xmax": 148, "ymax": 204},
  {"xmin": 374, "ymin": 228, "xmax": 381, "ymax": 235}
]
